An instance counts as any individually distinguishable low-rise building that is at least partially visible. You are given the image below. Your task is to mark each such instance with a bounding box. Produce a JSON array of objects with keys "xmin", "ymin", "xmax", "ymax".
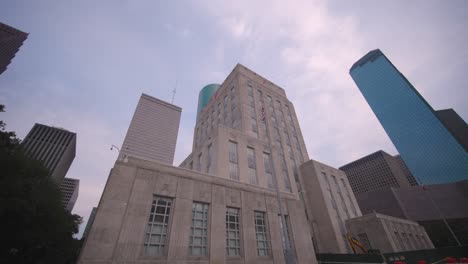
[
  {"xmin": 346, "ymin": 213, "xmax": 434, "ymax": 253},
  {"xmin": 78, "ymin": 156, "xmax": 316, "ymax": 263}
]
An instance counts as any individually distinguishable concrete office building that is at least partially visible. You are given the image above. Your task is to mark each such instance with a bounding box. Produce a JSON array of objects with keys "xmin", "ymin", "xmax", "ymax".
[
  {"xmin": 340, "ymin": 150, "xmax": 416, "ymax": 194},
  {"xmin": 82, "ymin": 207, "xmax": 97, "ymax": 239},
  {"xmin": 180, "ymin": 64, "xmax": 309, "ymax": 196},
  {"xmin": 300, "ymin": 159, "xmax": 362, "ymax": 254},
  {"xmin": 78, "ymin": 157, "xmax": 316, "ymax": 264},
  {"xmin": 60, "ymin": 177, "xmax": 79, "ymax": 212},
  {"xmin": 22, "ymin": 123, "xmax": 76, "ymax": 182},
  {"xmin": 350, "ymin": 49, "xmax": 468, "ymax": 185},
  {"xmin": 346, "ymin": 213, "xmax": 434, "ymax": 253},
  {"xmin": 356, "ymin": 180, "xmax": 468, "ymax": 247},
  {"xmin": 0, "ymin": 22, "xmax": 28, "ymax": 75},
  {"xmin": 79, "ymin": 65, "xmax": 318, "ymax": 263},
  {"xmin": 119, "ymin": 93, "xmax": 181, "ymax": 165}
]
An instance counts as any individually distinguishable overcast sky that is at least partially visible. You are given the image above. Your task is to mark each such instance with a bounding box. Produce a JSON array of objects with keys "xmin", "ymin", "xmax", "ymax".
[{"xmin": 1, "ymin": 0, "xmax": 467, "ymax": 238}]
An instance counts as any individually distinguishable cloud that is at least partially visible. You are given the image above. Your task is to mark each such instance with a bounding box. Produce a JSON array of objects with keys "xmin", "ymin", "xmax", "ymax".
[{"xmin": 195, "ymin": 0, "xmax": 396, "ymax": 167}]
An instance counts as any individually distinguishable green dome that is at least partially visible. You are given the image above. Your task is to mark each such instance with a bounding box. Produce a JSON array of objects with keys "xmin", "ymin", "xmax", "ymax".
[{"xmin": 197, "ymin": 84, "xmax": 220, "ymax": 121}]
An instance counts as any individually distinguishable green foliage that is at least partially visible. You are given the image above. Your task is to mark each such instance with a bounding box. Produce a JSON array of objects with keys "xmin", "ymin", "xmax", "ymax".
[{"xmin": 0, "ymin": 105, "xmax": 82, "ymax": 264}]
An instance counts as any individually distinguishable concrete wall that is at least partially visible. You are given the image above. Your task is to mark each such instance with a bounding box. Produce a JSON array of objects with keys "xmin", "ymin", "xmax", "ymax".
[
  {"xmin": 78, "ymin": 156, "xmax": 317, "ymax": 264},
  {"xmin": 300, "ymin": 159, "xmax": 362, "ymax": 254}
]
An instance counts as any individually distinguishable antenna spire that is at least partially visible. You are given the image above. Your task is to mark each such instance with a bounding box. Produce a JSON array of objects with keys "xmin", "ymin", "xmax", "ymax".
[{"xmin": 171, "ymin": 79, "xmax": 177, "ymax": 104}]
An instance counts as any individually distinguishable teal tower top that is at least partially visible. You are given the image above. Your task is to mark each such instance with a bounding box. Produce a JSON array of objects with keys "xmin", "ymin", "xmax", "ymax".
[{"xmin": 197, "ymin": 84, "xmax": 220, "ymax": 121}]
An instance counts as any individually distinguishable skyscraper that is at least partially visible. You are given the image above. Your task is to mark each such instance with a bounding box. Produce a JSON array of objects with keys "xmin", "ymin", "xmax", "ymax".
[
  {"xmin": 22, "ymin": 123, "xmax": 76, "ymax": 182},
  {"xmin": 59, "ymin": 177, "xmax": 79, "ymax": 211},
  {"xmin": 339, "ymin": 150, "xmax": 415, "ymax": 194},
  {"xmin": 435, "ymin": 108, "xmax": 468, "ymax": 152},
  {"xmin": 119, "ymin": 93, "xmax": 181, "ymax": 165},
  {"xmin": 350, "ymin": 49, "xmax": 468, "ymax": 185},
  {"xmin": 0, "ymin": 22, "xmax": 28, "ymax": 75}
]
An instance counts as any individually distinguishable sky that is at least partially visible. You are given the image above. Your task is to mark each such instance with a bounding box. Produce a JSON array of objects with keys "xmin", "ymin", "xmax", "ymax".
[{"xmin": 1, "ymin": 0, "xmax": 467, "ymax": 238}]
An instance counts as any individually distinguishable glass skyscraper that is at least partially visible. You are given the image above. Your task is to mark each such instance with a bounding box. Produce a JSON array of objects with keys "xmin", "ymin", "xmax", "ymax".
[{"xmin": 349, "ymin": 49, "xmax": 468, "ymax": 185}]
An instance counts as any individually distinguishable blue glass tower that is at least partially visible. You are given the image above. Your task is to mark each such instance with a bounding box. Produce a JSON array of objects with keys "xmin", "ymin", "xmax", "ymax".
[{"xmin": 349, "ymin": 49, "xmax": 468, "ymax": 185}]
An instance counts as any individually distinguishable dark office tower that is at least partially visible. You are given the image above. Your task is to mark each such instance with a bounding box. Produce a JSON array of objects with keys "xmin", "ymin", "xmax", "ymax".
[
  {"xmin": 394, "ymin": 155, "xmax": 418, "ymax": 186},
  {"xmin": 436, "ymin": 109, "xmax": 468, "ymax": 152},
  {"xmin": 340, "ymin": 150, "xmax": 413, "ymax": 194},
  {"xmin": 350, "ymin": 49, "xmax": 468, "ymax": 185},
  {"xmin": 60, "ymin": 177, "xmax": 79, "ymax": 212},
  {"xmin": 0, "ymin": 22, "xmax": 28, "ymax": 75},
  {"xmin": 22, "ymin": 123, "xmax": 76, "ymax": 182}
]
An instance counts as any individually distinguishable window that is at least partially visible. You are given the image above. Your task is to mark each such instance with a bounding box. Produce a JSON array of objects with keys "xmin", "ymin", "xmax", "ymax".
[
  {"xmin": 282, "ymin": 159, "xmax": 292, "ymax": 192},
  {"xmin": 229, "ymin": 141, "xmax": 239, "ymax": 180},
  {"xmin": 263, "ymin": 152, "xmax": 275, "ymax": 189},
  {"xmin": 341, "ymin": 179, "xmax": 358, "ymax": 216},
  {"xmin": 207, "ymin": 144, "xmax": 213, "ymax": 174},
  {"xmin": 197, "ymin": 152, "xmax": 202, "ymax": 172},
  {"xmin": 144, "ymin": 196, "xmax": 172, "ymax": 256},
  {"xmin": 333, "ymin": 176, "xmax": 350, "ymax": 219},
  {"xmin": 278, "ymin": 215, "xmax": 293, "ymax": 252},
  {"xmin": 247, "ymin": 147, "xmax": 257, "ymax": 184},
  {"xmin": 226, "ymin": 207, "xmax": 241, "ymax": 256},
  {"xmin": 190, "ymin": 202, "xmax": 209, "ymax": 256},
  {"xmin": 357, "ymin": 233, "xmax": 371, "ymax": 250},
  {"xmin": 189, "ymin": 161, "xmax": 193, "ymax": 170},
  {"xmin": 254, "ymin": 212, "xmax": 269, "ymax": 256}
]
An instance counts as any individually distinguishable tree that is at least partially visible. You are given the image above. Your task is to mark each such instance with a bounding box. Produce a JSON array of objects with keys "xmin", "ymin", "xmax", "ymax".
[{"xmin": 0, "ymin": 105, "xmax": 83, "ymax": 264}]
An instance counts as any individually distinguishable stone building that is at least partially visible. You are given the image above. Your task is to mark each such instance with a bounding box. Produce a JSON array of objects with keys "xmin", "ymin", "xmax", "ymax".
[
  {"xmin": 79, "ymin": 64, "xmax": 317, "ymax": 263},
  {"xmin": 78, "ymin": 157, "xmax": 316, "ymax": 263},
  {"xmin": 346, "ymin": 213, "xmax": 434, "ymax": 253},
  {"xmin": 300, "ymin": 159, "xmax": 362, "ymax": 254}
]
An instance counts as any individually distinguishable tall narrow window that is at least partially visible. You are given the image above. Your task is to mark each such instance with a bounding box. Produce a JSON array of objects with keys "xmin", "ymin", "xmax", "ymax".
[
  {"xmin": 189, "ymin": 202, "xmax": 209, "ymax": 256},
  {"xmin": 144, "ymin": 196, "xmax": 172, "ymax": 256},
  {"xmin": 197, "ymin": 152, "xmax": 202, "ymax": 172},
  {"xmin": 226, "ymin": 207, "xmax": 241, "ymax": 256},
  {"xmin": 254, "ymin": 211, "xmax": 269, "ymax": 256},
  {"xmin": 282, "ymin": 159, "xmax": 292, "ymax": 192},
  {"xmin": 207, "ymin": 144, "xmax": 213, "ymax": 174},
  {"xmin": 247, "ymin": 147, "xmax": 258, "ymax": 184},
  {"xmin": 333, "ymin": 176, "xmax": 350, "ymax": 219},
  {"xmin": 263, "ymin": 152, "xmax": 275, "ymax": 189},
  {"xmin": 229, "ymin": 141, "xmax": 239, "ymax": 180},
  {"xmin": 278, "ymin": 215, "xmax": 293, "ymax": 252},
  {"xmin": 341, "ymin": 178, "xmax": 358, "ymax": 216},
  {"xmin": 224, "ymin": 96, "xmax": 229, "ymax": 126}
]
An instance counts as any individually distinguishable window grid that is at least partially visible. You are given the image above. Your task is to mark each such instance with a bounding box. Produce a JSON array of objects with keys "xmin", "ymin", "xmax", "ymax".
[
  {"xmin": 254, "ymin": 212, "xmax": 269, "ymax": 256},
  {"xmin": 144, "ymin": 196, "xmax": 172, "ymax": 256},
  {"xmin": 226, "ymin": 208, "xmax": 241, "ymax": 256},
  {"xmin": 189, "ymin": 202, "xmax": 209, "ymax": 256}
]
